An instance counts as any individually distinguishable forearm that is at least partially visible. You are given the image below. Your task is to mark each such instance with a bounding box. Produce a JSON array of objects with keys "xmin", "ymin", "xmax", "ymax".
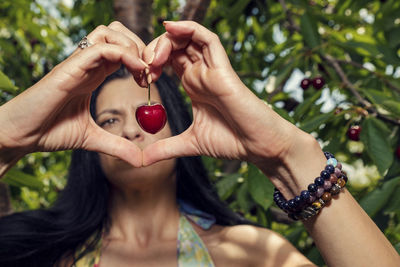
[
  {"xmin": 0, "ymin": 150, "xmax": 22, "ymax": 178},
  {"xmin": 304, "ymin": 188, "xmax": 399, "ymax": 267},
  {"xmin": 0, "ymin": 90, "xmax": 36, "ymax": 178},
  {"xmin": 256, "ymin": 135, "xmax": 400, "ymax": 267},
  {"xmin": 0, "ymin": 72, "xmax": 66, "ymax": 178},
  {"xmin": 0, "ymin": 131, "xmax": 25, "ymax": 177},
  {"xmin": 0, "ymin": 124, "xmax": 26, "ymax": 178}
]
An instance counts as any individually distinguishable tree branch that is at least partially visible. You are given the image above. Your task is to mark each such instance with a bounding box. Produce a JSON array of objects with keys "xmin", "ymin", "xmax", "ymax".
[
  {"xmin": 336, "ymin": 59, "xmax": 400, "ymax": 94},
  {"xmin": 323, "ymin": 55, "xmax": 371, "ymax": 106},
  {"xmin": 323, "ymin": 54, "xmax": 400, "ymax": 126},
  {"xmin": 278, "ymin": 0, "xmax": 300, "ymax": 34},
  {"xmin": 278, "ymin": 2, "xmax": 400, "ymax": 126}
]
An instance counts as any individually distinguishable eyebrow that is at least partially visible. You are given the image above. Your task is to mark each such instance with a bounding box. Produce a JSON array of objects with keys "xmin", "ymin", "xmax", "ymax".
[
  {"xmin": 96, "ymin": 109, "xmax": 122, "ymax": 118},
  {"xmin": 96, "ymin": 102, "xmax": 151, "ymax": 118}
]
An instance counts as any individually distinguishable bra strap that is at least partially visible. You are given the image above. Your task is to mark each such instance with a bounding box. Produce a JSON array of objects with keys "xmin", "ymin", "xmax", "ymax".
[{"xmin": 177, "ymin": 214, "xmax": 215, "ymax": 267}]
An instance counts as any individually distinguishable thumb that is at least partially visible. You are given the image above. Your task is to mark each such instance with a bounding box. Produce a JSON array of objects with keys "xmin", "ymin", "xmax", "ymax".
[
  {"xmin": 142, "ymin": 130, "xmax": 198, "ymax": 166},
  {"xmin": 84, "ymin": 126, "xmax": 143, "ymax": 167}
]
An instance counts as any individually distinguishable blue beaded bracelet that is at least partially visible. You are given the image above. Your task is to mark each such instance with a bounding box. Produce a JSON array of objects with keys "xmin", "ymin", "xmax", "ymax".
[{"xmin": 273, "ymin": 152, "xmax": 348, "ymax": 221}]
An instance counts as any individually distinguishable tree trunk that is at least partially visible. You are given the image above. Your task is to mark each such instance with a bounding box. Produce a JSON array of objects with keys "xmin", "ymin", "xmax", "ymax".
[
  {"xmin": 113, "ymin": 0, "xmax": 154, "ymax": 44},
  {"xmin": 112, "ymin": 0, "xmax": 212, "ymax": 43},
  {"xmin": 0, "ymin": 182, "xmax": 12, "ymax": 217},
  {"xmin": 112, "ymin": 0, "xmax": 213, "ymax": 87},
  {"xmin": 181, "ymin": 0, "xmax": 211, "ymax": 22},
  {"xmin": 161, "ymin": 0, "xmax": 213, "ymax": 80}
]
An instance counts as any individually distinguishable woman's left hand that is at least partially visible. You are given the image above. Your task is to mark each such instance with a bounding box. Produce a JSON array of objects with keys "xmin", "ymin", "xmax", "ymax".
[{"xmin": 142, "ymin": 21, "xmax": 308, "ymax": 167}]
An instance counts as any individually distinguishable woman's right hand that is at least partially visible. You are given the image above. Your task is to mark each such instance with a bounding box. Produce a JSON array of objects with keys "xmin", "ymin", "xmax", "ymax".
[{"xmin": 0, "ymin": 22, "xmax": 147, "ymax": 169}]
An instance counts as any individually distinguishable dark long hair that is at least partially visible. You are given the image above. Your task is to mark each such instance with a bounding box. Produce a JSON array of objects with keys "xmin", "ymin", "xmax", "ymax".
[{"xmin": 0, "ymin": 67, "xmax": 250, "ymax": 267}]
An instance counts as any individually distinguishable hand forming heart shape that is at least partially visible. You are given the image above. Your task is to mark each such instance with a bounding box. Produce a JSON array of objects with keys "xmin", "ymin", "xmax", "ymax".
[{"xmin": 0, "ymin": 21, "xmax": 304, "ymax": 173}]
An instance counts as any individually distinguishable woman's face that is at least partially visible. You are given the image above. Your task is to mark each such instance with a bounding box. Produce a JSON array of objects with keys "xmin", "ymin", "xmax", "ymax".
[{"xmin": 95, "ymin": 76, "xmax": 176, "ymax": 190}]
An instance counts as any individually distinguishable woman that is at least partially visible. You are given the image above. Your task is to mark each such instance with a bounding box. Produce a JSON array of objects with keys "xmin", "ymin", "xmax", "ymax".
[{"xmin": 0, "ymin": 21, "xmax": 398, "ymax": 266}]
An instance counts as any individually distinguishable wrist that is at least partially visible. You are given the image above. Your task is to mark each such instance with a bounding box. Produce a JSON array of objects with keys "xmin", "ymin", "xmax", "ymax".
[
  {"xmin": 255, "ymin": 133, "xmax": 326, "ymax": 200},
  {"xmin": 274, "ymin": 152, "xmax": 348, "ymax": 221}
]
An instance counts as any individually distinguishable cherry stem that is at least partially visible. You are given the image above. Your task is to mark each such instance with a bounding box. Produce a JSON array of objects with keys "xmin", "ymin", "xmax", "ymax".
[{"xmin": 147, "ymin": 84, "xmax": 151, "ymax": 106}]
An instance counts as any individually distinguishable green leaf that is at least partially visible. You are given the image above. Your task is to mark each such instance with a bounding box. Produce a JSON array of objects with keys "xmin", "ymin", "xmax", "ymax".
[
  {"xmin": 363, "ymin": 88, "xmax": 392, "ymax": 104},
  {"xmin": 300, "ymin": 11, "xmax": 320, "ymax": 49},
  {"xmin": 256, "ymin": 205, "xmax": 268, "ymax": 227},
  {"xmin": 300, "ymin": 112, "xmax": 333, "ymax": 133},
  {"xmin": 0, "ymin": 70, "xmax": 17, "ymax": 93},
  {"xmin": 286, "ymin": 226, "xmax": 305, "ymax": 245},
  {"xmin": 20, "ymin": 187, "xmax": 40, "ymax": 209},
  {"xmin": 2, "ymin": 168, "xmax": 43, "ymax": 190},
  {"xmin": 306, "ymin": 246, "xmax": 325, "ymax": 266},
  {"xmin": 360, "ymin": 117, "xmax": 394, "ymax": 175},
  {"xmin": 378, "ymin": 45, "xmax": 400, "ymax": 65},
  {"xmin": 360, "ymin": 177, "xmax": 400, "ymax": 218},
  {"xmin": 293, "ymin": 90, "xmax": 322, "ymax": 121},
  {"xmin": 215, "ymin": 173, "xmax": 241, "ymax": 200},
  {"xmin": 270, "ymin": 92, "xmax": 290, "ymax": 103},
  {"xmin": 273, "ymin": 106, "xmax": 295, "ymax": 124},
  {"xmin": 384, "ymin": 186, "xmax": 400, "ymax": 214},
  {"xmin": 247, "ymin": 164, "xmax": 274, "ymax": 210},
  {"xmin": 274, "ymin": 59, "xmax": 296, "ymax": 88},
  {"xmin": 381, "ymin": 100, "xmax": 400, "ymax": 118},
  {"xmin": 323, "ymin": 136, "xmax": 342, "ymax": 155},
  {"xmin": 236, "ymin": 182, "xmax": 250, "ymax": 212},
  {"xmin": 386, "ymin": 27, "xmax": 400, "ymax": 48},
  {"xmin": 336, "ymin": 40, "xmax": 380, "ymax": 57},
  {"xmin": 385, "ymin": 157, "xmax": 400, "ymax": 181},
  {"xmin": 363, "ymin": 89, "xmax": 400, "ymax": 117},
  {"xmin": 395, "ymin": 243, "xmax": 400, "ymax": 255},
  {"xmin": 227, "ymin": 0, "xmax": 251, "ymax": 22}
]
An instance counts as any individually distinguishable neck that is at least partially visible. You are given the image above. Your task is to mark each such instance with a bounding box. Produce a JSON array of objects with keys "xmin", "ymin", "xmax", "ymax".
[{"xmin": 106, "ymin": 173, "xmax": 179, "ymax": 247}]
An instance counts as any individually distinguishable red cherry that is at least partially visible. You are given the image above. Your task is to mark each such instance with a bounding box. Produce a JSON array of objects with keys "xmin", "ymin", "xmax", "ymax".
[
  {"xmin": 347, "ymin": 125, "xmax": 361, "ymax": 141},
  {"xmin": 312, "ymin": 76, "xmax": 325, "ymax": 90},
  {"xmin": 396, "ymin": 146, "xmax": 400, "ymax": 159},
  {"xmin": 300, "ymin": 78, "xmax": 311, "ymax": 90},
  {"xmin": 135, "ymin": 103, "xmax": 167, "ymax": 134}
]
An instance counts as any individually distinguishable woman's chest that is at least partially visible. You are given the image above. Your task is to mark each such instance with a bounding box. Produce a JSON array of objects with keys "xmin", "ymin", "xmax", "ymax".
[
  {"xmin": 98, "ymin": 244, "xmax": 251, "ymax": 267},
  {"xmin": 99, "ymin": 242, "xmax": 178, "ymax": 267},
  {"xmin": 97, "ymin": 236, "xmax": 252, "ymax": 267}
]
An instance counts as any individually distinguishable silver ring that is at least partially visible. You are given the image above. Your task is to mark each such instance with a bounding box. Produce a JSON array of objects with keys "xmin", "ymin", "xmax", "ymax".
[{"xmin": 78, "ymin": 36, "xmax": 92, "ymax": 49}]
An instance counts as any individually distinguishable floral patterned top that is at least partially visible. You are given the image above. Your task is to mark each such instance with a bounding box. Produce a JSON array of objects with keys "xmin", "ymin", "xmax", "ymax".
[{"xmin": 73, "ymin": 201, "xmax": 216, "ymax": 267}]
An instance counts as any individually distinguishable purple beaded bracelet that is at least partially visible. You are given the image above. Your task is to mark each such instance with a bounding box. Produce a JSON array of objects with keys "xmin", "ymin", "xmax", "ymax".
[{"xmin": 273, "ymin": 152, "xmax": 348, "ymax": 221}]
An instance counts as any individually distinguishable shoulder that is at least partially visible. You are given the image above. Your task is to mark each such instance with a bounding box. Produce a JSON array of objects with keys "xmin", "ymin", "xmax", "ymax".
[{"xmin": 204, "ymin": 224, "xmax": 316, "ymax": 267}]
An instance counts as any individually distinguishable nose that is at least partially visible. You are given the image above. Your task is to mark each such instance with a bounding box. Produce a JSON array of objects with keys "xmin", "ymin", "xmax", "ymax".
[{"xmin": 122, "ymin": 115, "xmax": 144, "ymax": 142}]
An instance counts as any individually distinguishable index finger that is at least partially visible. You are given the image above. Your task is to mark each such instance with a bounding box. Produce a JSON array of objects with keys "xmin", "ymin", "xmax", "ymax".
[
  {"xmin": 149, "ymin": 21, "xmax": 230, "ymax": 71},
  {"xmin": 108, "ymin": 21, "xmax": 146, "ymax": 52},
  {"xmin": 142, "ymin": 35, "xmax": 166, "ymax": 82}
]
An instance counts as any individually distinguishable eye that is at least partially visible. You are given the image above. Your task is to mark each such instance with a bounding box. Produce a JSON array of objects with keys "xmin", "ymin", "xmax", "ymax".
[{"xmin": 99, "ymin": 118, "xmax": 119, "ymax": 128}]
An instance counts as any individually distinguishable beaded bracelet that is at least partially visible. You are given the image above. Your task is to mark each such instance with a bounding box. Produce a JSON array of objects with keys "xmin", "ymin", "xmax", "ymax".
[{"xmin": 273, "ymin": 152, "xmax": 348, "ymax": 221}]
